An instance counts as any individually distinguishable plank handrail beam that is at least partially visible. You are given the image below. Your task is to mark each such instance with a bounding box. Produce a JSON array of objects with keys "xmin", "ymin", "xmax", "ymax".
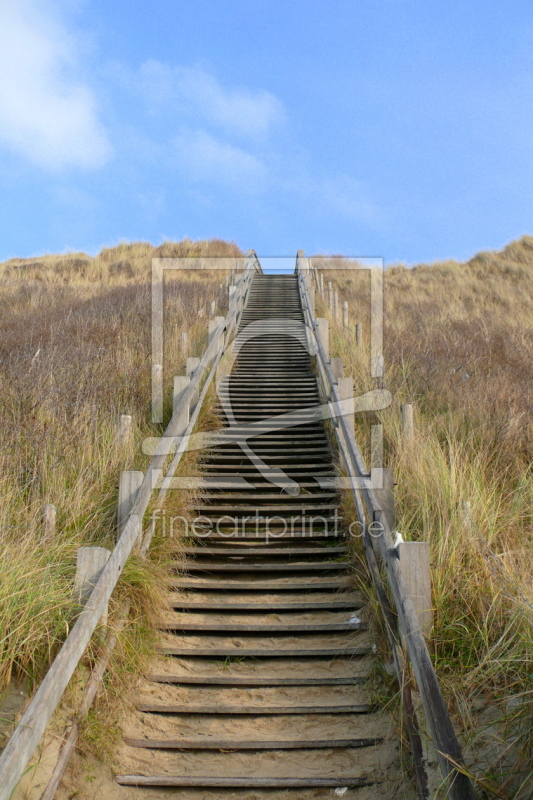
[
  {"xmin": 0, "ymin": 251, "xmax": 261, "ymax": 800},
  {"xmin": 295, "ymin": 252, "xmax": 476, "ymax": 800}
]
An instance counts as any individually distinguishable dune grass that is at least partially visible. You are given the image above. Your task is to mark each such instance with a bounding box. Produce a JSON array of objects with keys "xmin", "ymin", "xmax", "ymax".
[
  {"xmin": 0, "ymin": 238, "xmax": 240, "ymax": 695},
  {"xmin": 314, "ymin": 236, "xmax": 533, "ymax": 797}
]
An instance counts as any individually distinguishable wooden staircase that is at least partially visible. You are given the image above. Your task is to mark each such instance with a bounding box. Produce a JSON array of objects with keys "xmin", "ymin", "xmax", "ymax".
[{"xmin": 115, "ymin": 274, "xmax": 411, "ymax": 797}]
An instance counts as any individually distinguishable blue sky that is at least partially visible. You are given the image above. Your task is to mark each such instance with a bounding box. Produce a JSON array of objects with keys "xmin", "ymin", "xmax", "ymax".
[{"xmin": 1, "ymin": 0, "xmax": 533, "ymax": 265}]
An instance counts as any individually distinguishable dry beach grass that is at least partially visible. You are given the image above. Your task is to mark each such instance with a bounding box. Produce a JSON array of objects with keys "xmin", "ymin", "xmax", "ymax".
[
  {"xmin": 0, "ymin": 238, "xmax": 240, "ymax": 699},
  {"xmin": 314, "ymin": 236, "xmax": 533, "ymax": 797}
]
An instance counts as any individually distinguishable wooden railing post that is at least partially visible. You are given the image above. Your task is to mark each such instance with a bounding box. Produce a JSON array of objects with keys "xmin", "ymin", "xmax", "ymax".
[
  {"xmin": 308, "ymin": 285, "xmax": 315, "ymax": 317},
  {"xmin": 173, "ymin": 376, "xmax": 191, "ymax": 430},
  {"xmin": 179, "ymin": 330, "xmax": 188, "ymax": 355},
  {"xmin": 337, "ymin": 376, "xmax": 355, "ymax": 441},
  {"xmin": 397, "ymin": 541, "xmax": 432, "ymax": 637},
  {"xmin": 209, "ymin": 300, "xmax": 216, "ymax": 317},
  {"xmin": 117, "ymin": 471, "xmax": 144, "ymax": 541},
  {"xmin": 401, "ymin": 403, "xmax": 414, "ymax": 441},
  {"xmin": 330, "ymin": 357, "xmax": 343, "ymax": 381},
  {"xmin": 371, "ymin": 466, "xmax": 396, "ymax": 536},
  {"xmin": 208, "ymin": 316, "xmax": 225, "ymax": 349},
  {"xmin": 42, "ymin": 503, "xmax": 56, "ymax": 539},
  {"xmin": 342, "ymin": 301, "xmax": 349, "ymax": 328},
  {"xmin": 74, "ymin": 547, "xmax": 112, "ymax": 625},
  {"xmin": 333, "ymin": 289, "xmax": 339, "ymax": 323},
  {"xmin": 355, "ymin": 322, "xmax": 362, "ymax": 347},
  {"xmin": 315, "ymin": 318, "xmax": 329, "ymax": 362},
  {"xmin": 186, "ymin": 357, "xmax": 201, "ymax": 407},
  {"xmin": 327, "ymin": 281, "xmax": 333, "ymax": 311},
  {"xmin": 117, "ymin": 414, "xmax": 133, "ymax": 448}
]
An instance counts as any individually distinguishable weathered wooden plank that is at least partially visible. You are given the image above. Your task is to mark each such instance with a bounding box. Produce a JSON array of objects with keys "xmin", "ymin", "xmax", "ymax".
[
  {"xmin": 170, "ymin": 580, "xmax": 351, "ymax": 590},
  {"xmin": 136, "ymin": 703, "xmax": 372, "ymax": 715},
  {"xmin": 168, "ymin": 600, "xmax": 362, "ymax": 612},
  {"xmin": 116, "ymin": 776, "xmax": 375, "ymax": 788},
  {"xmin": 158, "ymin": 646, "xmax": 372, "ymax": 658},
  {"xmin": 182, "ymin": 562, "xmax": 348, "ymax": 572},
  {"xmin": 124, "ymin": 736, "xmax": 382, "ymax": 750},
  {"xmin": 158, "ymin": 621, "xmax": 367, "ymax": 633},
  {"xmin": 147, "ymin": 675, "xmax": 368, "ymax": 686},
  {"xmin": 397, "ymin": 541, "xmax": 432, "ymax": 637}
]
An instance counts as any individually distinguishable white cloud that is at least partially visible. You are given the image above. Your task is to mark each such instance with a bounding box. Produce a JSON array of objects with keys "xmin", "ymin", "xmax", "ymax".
[
  {"xmin": 0, "ymin": 0, "xmax": 112, "ymax": 170},
  {"xmin": 139, "ymin": 60, "xmax": 285, "ymax": 141},
  {"xmin": 174, "ymin": 129, "xmax": 267, "ymax": 188}
]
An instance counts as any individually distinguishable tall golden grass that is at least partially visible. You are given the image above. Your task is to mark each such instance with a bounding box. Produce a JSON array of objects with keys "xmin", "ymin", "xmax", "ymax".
[
  {"xmin": 315, "ymin": 237, "xmax": 533, "ymax": 797},
  {"xmin": 0, "ymin": 238, "xmax": 240, "ymax": 693}
]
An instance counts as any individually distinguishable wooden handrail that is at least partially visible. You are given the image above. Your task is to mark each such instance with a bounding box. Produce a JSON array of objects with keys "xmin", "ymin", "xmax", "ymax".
[
  {"xmin": 0, "ymin": 251, "xmax": 261, "ymax": 800},
  {"xmin": 295, "ymin": 253, "xmax": 476, "ymax": 800}
]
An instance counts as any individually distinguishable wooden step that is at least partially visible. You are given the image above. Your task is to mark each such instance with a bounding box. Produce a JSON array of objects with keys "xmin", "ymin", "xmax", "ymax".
[
  {"xmin": 124, "ymin": 736, "xmax": 382, "ymax": 749},
  {"xmin": 146, "ymin": 675, "xmax": 369, "ymax": 686},
  {"xmin": 167, "ymin": 600, "xmax": 362, "ymax": 611},
  {"xmin": 157, "ymin": 621, "xmax": 367, "ymax": 633},
  {"xmin": 158, "ymin": 646, "xmax": 372, "ymax": 658},
  {"xmin": 115, "ymin": 776, "xmax": 375, "ymax": 788}
]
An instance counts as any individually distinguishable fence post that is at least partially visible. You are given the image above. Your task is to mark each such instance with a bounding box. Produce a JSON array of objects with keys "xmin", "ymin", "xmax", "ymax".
[
  {"xmin": 186, "ymin": 357, "xmax": 201, "ymax": 408},
  {"xmin": 42, "ymin": 504, "xmax": 56, "ymax": 539},
  {"xmin": 342, "ymin": 301, "xmax": 349, "ymax": 328},
  {"xmin": 397, "ymin": 541, "xmax": 432, "ymax": 637},
  {"xmin": 74, "ymin": 547, "xmax": 112, "ymax": 625},
  {"xmin": 117, "ymin": 414, "xmax": 133, "ymax": 448},
  {"xmin": 308, "ymin": 285, "xmax": 315, "ymax": 317},
  {"xmin": 333, "ymin": 290, "xmax": 339, "ymax": 323},
  {"xmin": 355, "ymin": 322, "xmax": 362, "ymax": 347},
  {"xmin": 401, "ymin": 403, "xmax": 414, "ymax": 441},
  {"xmin": 117, "ymin": 470, "xmax": 144, "ymax": 541},
  {"xmin": 209, "ymin": 300, "xmax": 216, "ymax": 317},
  {"xmin": 179, "ymin": 330, "xmax": 188, "ymax": 355},
  {"xmin": 337, "ymin": 376, "xmax": 354, "ymax": 440},
  {"xmin": 371, "ymin": 466, "xmax": 396, "ymax": 535},
  {"xmin": 208, "ymin": 316, "xmax": 225, "ymax": 349},
  {"xmin": 461, "ymin": 500, "xmax": 472, "ymax": 528},
  {"xmin": 173, "ymin": 376, "xmax": 191, "ymax": 430},
  {"xmin": 315, "ymin": 318, "xmax": 329, "ymax": 362},
  {"xmin": 330, "ymin": 357, "xmax": 343, "ymax": 381},
  {"xmin": 327, "ymin": 281, "xmax": 333, "ymax": 311}
]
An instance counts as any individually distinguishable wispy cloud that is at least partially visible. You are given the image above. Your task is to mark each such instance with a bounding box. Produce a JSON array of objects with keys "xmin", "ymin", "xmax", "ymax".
[
  {"xmin": 174, "ymin": 129, "xmax": 267, "ymax": 188},
  {"xmin": 0, "ymin": 0, "xmax": 112, "ymax": 171},
  {"xmin": 138, "ymin": 60, "xmax": 285, "ymax": 142}
]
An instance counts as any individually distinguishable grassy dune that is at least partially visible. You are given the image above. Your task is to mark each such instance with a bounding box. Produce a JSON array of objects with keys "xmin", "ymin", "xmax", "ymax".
[
  {"xmin": 316, "ymin": 236, "xmax": 533, "ymax": 797},
  {"xmin": 0, "ymin": 238, "xmax": 240, "ymax": 693}
]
